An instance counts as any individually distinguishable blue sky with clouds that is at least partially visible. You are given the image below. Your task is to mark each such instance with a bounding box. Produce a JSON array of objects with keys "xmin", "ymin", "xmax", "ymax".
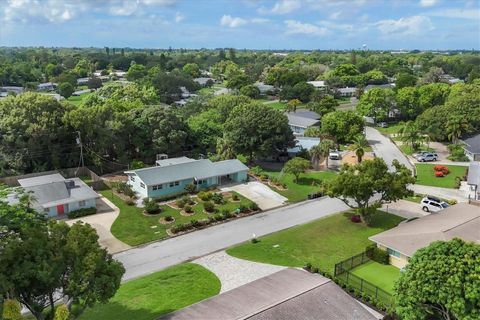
[{"xmin": 0, "ymin": 0, "xmax": 479, "ymax": 50}]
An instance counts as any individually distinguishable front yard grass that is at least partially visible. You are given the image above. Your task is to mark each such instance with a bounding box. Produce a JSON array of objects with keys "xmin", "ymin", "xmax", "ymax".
[
  {"xmin": 375, "ymin": 123, "xmax": 404, "ymax": 136},
  {"xmin": 107, "ymin": 190, "xmax": 253, "ymax": 246},
  {"xmin": 78, "ymin": 263, "xmax": 220, "ymax": 320},
  {"xmin": 227, "ymin": 211, "xmax": 404, "ymax": 274},
  {"xmin": 266, "ymin": 101, "xmax": 287, "ymax": 110},
  {"xmin": 262, "ymin": 169, "xmax": 337, "ymax": 203},
  {"xmin": 67, "ymin": 92, "xmax": 91, "ymax": 106},
  {"xmin": 351, "ymin": 261, "xmax": 400, "ymax": 294},
  {"xmin": 415, "ymin": 164, "xmax": 467, "ymax": 189},
  {"xmin": 399, "ymin": 144, "xmax": 434, "ymax": 156}
]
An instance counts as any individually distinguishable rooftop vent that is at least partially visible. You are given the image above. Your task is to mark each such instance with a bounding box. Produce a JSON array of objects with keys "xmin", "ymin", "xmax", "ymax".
[{"xmin": 65, "ymin": 180, "xmax": 75, "ymax": 189}]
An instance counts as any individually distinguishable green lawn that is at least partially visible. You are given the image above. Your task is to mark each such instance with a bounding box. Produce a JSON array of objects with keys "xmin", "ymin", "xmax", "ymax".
[
  {"xmin": 351, "ymin": 261, "xmax": 400, "ymax": 294},
  {"xmin": 399, "ymin": 144, "xmax": 434, "ymax": 156},
  {"xmin": 266, "ymin": 101, "xmax": 287, "ymax": 110},
  {"xmin": 227, "ymin": 211, "xmax": 404, "ymax": 274},
  {"xmin": 107, "ymin": 190, "xmax": 253, "ymax": 246},
  {"xmin": 415, "ymin": 164, "xmax": 467, "ymax": 189},
  {"xmin": 375, "ymin": 123, "xmax": 404, "ymax": 136},
  {"xmin": 79, "ymin": 263, "xmax": 220, "ymax": 320},
  {"xmin": 67, "ymin": 92, "xmax": 91, "ymax": 106},
  {"xmin": 263, "ymin": 170, "xmax": 337, "ymax": 203}
]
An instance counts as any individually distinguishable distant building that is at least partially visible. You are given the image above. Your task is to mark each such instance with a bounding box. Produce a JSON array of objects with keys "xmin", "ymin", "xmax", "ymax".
[
  {"xmin": 286, "ymin": 112, "xmax": 320, "ymax": 136},
  {"xmin": 37, "ymin": 82, "xmax": 57, "ymax": 91},
  {"xmin": 337, "ymin": 87, "xmax": 356, "ymax": 97},
  {"xmin": 441, "ymin": 74, "xmax": 463, "ymax": 84},
  {"xmin": 193, "ymin": 77, "xmax": 213, "ymax": 86},
  {"xmin": 462, "ymin": 134, "xmax": 480, "ymax": 161},
  {"xmin": 364, "ymin": 83, "xmax": 395, "ymax": 93},
  {"xmin": 77, "ymin": 77, "xmax": 90, "ymax": 85},
  {"xmin": 287, "ymin": 137, "xmax": 321, "ymax": 156},
  {"xmin": 125, "ymin": 157, "xmax": 248, "ymax": 199},
  {"xmin": 14, "ymin": 173, "xmax": 99, "ymax": 217},
  {"xmin": 1, "ymin": 86, "xmax": 24, "ymax": 95},
  {"xmin": 254, "ymin": 82, "xmax": 275, "ymax": 95},
  {"xmin": 369, "ymin": 203, "xmax": 480, "ymax": 269},
  {"xmin": 306, "ymin": 80, "xmax": 326, "ymax": 90},
  {"xmin": 72, "ymin": 89, "xmax": 91, "ymax": 96}
]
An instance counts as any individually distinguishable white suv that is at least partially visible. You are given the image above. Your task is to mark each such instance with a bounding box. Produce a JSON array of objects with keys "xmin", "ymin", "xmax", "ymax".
[{"xmin": 421, "ymin": 196, "xmax": 449, "ymax": 213}]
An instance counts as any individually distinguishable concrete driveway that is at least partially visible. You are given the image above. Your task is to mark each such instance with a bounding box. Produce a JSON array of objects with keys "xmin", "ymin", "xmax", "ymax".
[
  {"xmin": 221, "ymin": 181, "xmax": 287, "ymax": 210},
  {"xmin": 381, "ymin": 200, "xmax": 427, "ymax": 219},
  {"xmin": 66, "ymin": 197, "xmax": 131, "ymax": 254}
]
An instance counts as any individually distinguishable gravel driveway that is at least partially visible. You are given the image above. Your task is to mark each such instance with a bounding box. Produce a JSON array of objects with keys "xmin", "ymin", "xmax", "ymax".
[{"xmin": 193, "ymin": 251, "xmax": 286, "ymax": 293}]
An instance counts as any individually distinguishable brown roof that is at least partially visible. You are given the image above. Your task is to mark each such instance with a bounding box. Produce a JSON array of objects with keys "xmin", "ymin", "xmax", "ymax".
[
  {"xmin": 369, "ymin": 203, "xmax": 480, "ymax": 257},
  {"xmin": 159, "ymin": 268, "xmax": 377, "ymax": 320}
]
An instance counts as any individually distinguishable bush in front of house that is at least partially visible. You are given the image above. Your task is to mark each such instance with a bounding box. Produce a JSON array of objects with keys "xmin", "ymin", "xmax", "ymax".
[
  {"xmin": 184, "ymin": 183, "xmax": 196, "ymax": 194},
  {"xmin": 164, "ymin": 215, "xmax": 174, "ymax": 222},
  {"xmin": 211, "ymin": 193, "xmax": 225, "ymax": 204},
  {"xmin": 198, "ymin": 191, "xmax": 213, "ymax": 201},
  {"xmin": 232, "ymin": 193, "xmax": 239, "ymax": 201},
  {"xmin": 250, "ymin": 166, "xmax": 263, "ymax": 176},
  {"xmin": 365, "ymin": 244, "xmax": 389, "ymax": 264},
  {"xmin": 433, "ymin": 165, "xmax": 449, "ymax": 175},
  {"xmin": 143, "ymin": 198, "xmax": 162, "ymax": 214},
  {"xmin": 434, "ymin": 171, "xmax": 444, "ymax": 177},
  {"xmin": 249, "ymin": 202, "xmax": 260, "ymax": 211},
  {"xmin": 67, "ymin": 207, "xmax": 97, "ymax": 219},
  {"xmin": 176, "ymin": 197, "xmax": 187, "ymax": 208},
  {"xmin": 203, "ymin": 201, "xmax": 215, "ymax": 212},
  {"xmin": 350, "ymin": 215, "xmax": 362, "ymax": 223},
  {"xmin": 184, "ymin": 205, "xmax": 193, "ymax": 213},
  {"xmin": 238, "ymin": 204, "xmax": 249, "ymax": 213}
]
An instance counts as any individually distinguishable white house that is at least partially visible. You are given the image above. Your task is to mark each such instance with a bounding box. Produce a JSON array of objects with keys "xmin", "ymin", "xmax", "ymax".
[{"xmin": 337, "ymin": 87, "xmax": 356, "ymax": 97}]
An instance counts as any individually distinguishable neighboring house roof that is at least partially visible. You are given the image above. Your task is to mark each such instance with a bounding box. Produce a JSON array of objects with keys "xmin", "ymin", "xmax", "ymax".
[
  {"xmin": 462, "ymin": 134, "xmax": 480, "ymax": 154},
  {"xmin": 292, "ymin": 109, "xmax": 320, "ymax": 120},
  {"xmin": 156, "ymin": 156, "xmax": 197, "ymax": 167},
  {"xmin": 126, "ymin": 158, "xmax": 248, "ymax": 186},
  {"xmin": 18, "ymin": 174, "xmax": 99, "ymax": 209},
  {"xmin": 286, "ymin": 113, "xmax": 320, "ymax": 128},
  {"xmin": 72, "ymin": 89, "xmax": 91, "ymax": 96},
  {"xmin": 193, "ymin": 77, "xmax": 213, "ymax": 85},
  {"xmin": 160, "ymin": 268, "xmax": 376, "ymax": 320},
  {"xmin": 369, "ymin": 203, "xmax": 480, "ymax": 257},
  {"xmin": 364, "ymin": 84, "xmax": 395, "ymax": 92},
  {"xmin": 288, "ymin": 137, "xmax": 321, "ymax": 153},
  {"xmin": 306, "ymin": 80, "xmax": 326, "ymax": 88},
  {"xmin": 254, "ymin": 82, "xmax": 275, "ymax": 93},
  {"xmin": 337, "ymin": 87, "xmax": 356, "ymax": 94},
  {"xmin": 467, "ymin": 162, "xmax": 480, "ymax": 187}
]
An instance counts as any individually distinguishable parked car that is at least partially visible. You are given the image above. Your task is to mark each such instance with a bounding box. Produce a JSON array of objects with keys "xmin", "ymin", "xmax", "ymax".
[
  {"xmin": 329, "ymin": 151, "xmax": 341, "ymax": 160},
  {"xmin": 416, "ymin": 153, "xmax": 438, "ymax": 162},
  {"xmin": 377, "ymin": 122, "xmax": 388, "ymax": 128},
  {"xmin": 413, "ymin": 150, "xmax": 430, "ymax": 158},
  {"xmin": 421, "ymin": 196, "xmax": 449, "ymax": 212}
]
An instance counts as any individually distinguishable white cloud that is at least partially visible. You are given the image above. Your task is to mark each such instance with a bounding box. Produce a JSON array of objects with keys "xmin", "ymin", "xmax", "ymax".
[
  {"xmin": 220, "ymin": 15, "xmax": 248, "ymax": 28},
  {"xmin": 419, "ymin": 0, "xmax": 438, "ymax": 7},
  {"xmin": 175, "ymin": 12, "xmax": 185, "ymax": 23},
  {"xmin": 258, "ymin": 0, "xmax": 301, "ymax": 14},
  {"xmin": 426, "ymin": 8, "xmax": 480, "ymax": 20},
  {"xmin": 375, "ymin": 15, "xmax": 434, "ymax": 36},
  {"xmin": 251, "ymin": 18, "xmax": 270, "ymax": 24},
  {"xmin": 317, "ymin": 20, "xmax": 354, "ymax": 32},
  {"xmin": 285, "ymin": 20, "xmax": 328, "ymax": 36}
]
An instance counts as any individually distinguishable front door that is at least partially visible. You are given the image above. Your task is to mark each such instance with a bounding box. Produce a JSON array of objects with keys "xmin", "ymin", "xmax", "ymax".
[{"xmin": 57, "ymin": 204, "xmax": 65, "ymax": 215}]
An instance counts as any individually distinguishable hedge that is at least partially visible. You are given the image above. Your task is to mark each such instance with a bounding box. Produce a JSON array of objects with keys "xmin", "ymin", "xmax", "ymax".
[
  {"xmin": 365, "ymin": 244, "xmax": 389, "ymax": 264},
  {"xmin": 67, "ymin": 207, "xmax": 97, "ymax": 219}
]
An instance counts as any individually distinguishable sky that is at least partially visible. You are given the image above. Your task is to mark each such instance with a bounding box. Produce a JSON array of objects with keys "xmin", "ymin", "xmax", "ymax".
[{"xmin": 0, "ymin": 0, "xmax": 479, "ymax": 50}]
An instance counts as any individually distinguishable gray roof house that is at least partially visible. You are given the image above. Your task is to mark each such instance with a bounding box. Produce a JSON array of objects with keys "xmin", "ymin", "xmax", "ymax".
[
  {"xmin": 337, "ymin": 87, "xmax": 356, "ymax": 97},
  {"xmin": 125, "ymin": 157, "xmax": 248, "ymax": 199},
  {"xmin": 193, "ymin": 77, "xmax": 213, "ymax": 86},
  {"xmin": 16, "ymin": 173, "xmax": 99, "ymax": 217},
  {"xmin": 286, "ymin": 112, "xmax": 320, "ymax": 136},
  {"xmin": 369, "ymin": 203, "xmax": 480, "ymax": 268},
  {"xmin": 254, "ymin": 82, "xmax": 275, "ymax": 94},
  {"xmin": 462, "ymin": 134, "xmax": 480, "ymax": 161},
  {"xmin": 160, "ymin": 268, "xmax": 377, "ymax": 320},
  {"xmin": 364, "ymin": 83, "xmax": 395, "ymax": 92},
  {"xmin": 467, "ymin": 162, "xmax": 480, "ymax": 200},
  {"xmin": 37, "ymin": 82, "xmax": 57, "ymax": 91},
  {"xmin": 306, "ymin": 80, "xmax": 326, "ymax": 89}
]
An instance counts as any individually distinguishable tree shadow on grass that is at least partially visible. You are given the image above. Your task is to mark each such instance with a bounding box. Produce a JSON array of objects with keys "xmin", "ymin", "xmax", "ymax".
[
  {"xmin": 78, "ymin": 301, "xmax": 172, "ymax": 320},
  {"xmin": 296, "ymin": 177, "xmax": 322, "ymax": 186}
]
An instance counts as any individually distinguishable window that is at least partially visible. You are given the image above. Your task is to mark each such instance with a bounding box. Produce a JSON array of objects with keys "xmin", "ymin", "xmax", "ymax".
[
  {"xmin": 130, "ymin": 176, "xmax": 135, "ymax": 182},
  {"xmin": 140, "ymin": 182, "xmax": 145, "ymax": 189},
  {"xmin": 79, "ymin": 200, "xmax": 86, "ymax": 207},
  {"xmin": 169, "ymin": 182, "xmax": 174, "ymax": 187},
  {"xmin": 175, "ymin": 181, "xmax": 179, "ymax": 186},
  {"xmin": 153, "ymin": 184, "xmax": 163, "ymax": 191},
  {"xmin": 387, "ymin": 248, "xmax": 401, "ymax": 258},
  {"xmin": 44, "ymin": 207, "xmax": 49, "ymax": 213}
]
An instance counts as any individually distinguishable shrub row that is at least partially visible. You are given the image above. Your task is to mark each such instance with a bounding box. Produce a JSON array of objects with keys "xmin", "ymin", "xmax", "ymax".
[
  {"xmin": 67, "ymin": 207, "xmax": 97, "ymax": 219},
  {"xmin": 365, "ymin": 244, "xmax": 389, "ymax": 264}
]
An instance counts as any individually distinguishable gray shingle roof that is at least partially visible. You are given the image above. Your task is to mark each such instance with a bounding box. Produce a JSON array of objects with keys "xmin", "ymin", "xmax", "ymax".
[
  {"xmin": 286, "ymin": 113, "xmax": 320, "ymax": 128},
  {"xmin": 18, "ymin": 173, "xmax": 65, "ymax": 187},
  {"xmin": 463, "ymin": 134, "xmax": 480, "ymax": 154},
  {"xmin": 126, "ymin": 158, "xmax": 248, "ymax": 186},
  {"xmin": 159, "ymin": 268, "xmax": 376, "ymax": 320},
  {"xmin": 369, "ymin": 203, "xmax": 480, "ymax": 257}
]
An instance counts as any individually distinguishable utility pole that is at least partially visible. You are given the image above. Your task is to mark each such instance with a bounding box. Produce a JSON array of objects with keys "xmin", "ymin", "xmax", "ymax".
[{"xmin": 76, "ymin": 131, "xmax": 84, "ymax": 168}]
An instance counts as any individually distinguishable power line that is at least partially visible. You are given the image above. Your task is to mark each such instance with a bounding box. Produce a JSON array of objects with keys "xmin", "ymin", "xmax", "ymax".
[{"xmin": 83, "ymin": 145, "xmax": 129, "ymax": 168}]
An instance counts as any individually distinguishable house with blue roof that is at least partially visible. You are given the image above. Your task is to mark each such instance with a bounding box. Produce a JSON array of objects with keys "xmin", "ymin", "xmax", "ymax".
[{"xmin": 125, "ymin": 157, "xmax": 248, "ymax": 199}]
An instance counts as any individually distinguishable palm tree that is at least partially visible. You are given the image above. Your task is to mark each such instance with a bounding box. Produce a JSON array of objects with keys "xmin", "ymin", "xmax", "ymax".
[
  {"xmin": 318, "ymin": 139, "xmax": 336, "ymax": 169},
  {"xmin": 446, "ymin": 117, "xmax": 469, "ymax": 143},
  {"xmin": 19, "ymin": 189, "xmax": 37, "ymax": 209},
  {"xmin": 310, "ymin": 145, "xmax": 323, "ymax": 170},
  {"xmin": 400, "ymin": 121, "xmax": 422, "ymax": 150},
  {"xmin": 216, "ymin": 137, "xmax": 235, "ymax": 161},
  {"xmin": 351, "ymin": 135, "xmax": 369, "ymax": 163}
]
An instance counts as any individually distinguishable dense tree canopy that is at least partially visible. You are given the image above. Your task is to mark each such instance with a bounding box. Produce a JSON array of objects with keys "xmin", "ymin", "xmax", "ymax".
[
  {"xmin": 395, "ymin": 239, "xmax": 480, "ymax": 320},
  {"xmin": 320, "ymin": 110, "xmax": 365, "ymax": 143}
]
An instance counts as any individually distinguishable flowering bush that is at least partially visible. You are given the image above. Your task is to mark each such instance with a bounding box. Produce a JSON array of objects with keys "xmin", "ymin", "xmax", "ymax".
[
  {"xmin": 435, "ymin": 171, "xmax": 444, "ymax": 177},
  {"xmin": 433, "ymin": 165, "xmax": 449, "ymax": 175},
  {"xmin": 351, "ymin": 215, "xmax": 362, "ymax": 223}
]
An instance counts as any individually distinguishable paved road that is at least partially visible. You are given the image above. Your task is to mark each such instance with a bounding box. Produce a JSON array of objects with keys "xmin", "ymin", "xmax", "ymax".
[
  {"xmin": 114, "ymin": 197, "xmax": 348, "ymax": 281},
  {"xmin": 366, "ymin": 126, "xmax": 413, "ymax": 172}
]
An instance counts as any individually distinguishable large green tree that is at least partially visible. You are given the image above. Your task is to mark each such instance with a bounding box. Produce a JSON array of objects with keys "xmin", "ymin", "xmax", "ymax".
[
  {"xmin": 395, "ymin": 239, "xmax": 480, "ymax": 320},
  {"xmin": 223, "ymin": 103, "xmax": 295, "ymax": 162},
  {"xmin": 283, "ymin": 157, "xmax": 310, "ymax": 183},
  {"xmin": 356, "ymin": 88, "xmax": 395, "ymax": 122},
  {"xmin": 323, "ymin": 158, "xmax": 414, "ymax": 224},
  {"xmin": 0, "ymin": 203, "xmax": 124, "ymax": 320},
  {"xmin": 320, "ymin": 110, "xmax": 365, "ymax": 143}
]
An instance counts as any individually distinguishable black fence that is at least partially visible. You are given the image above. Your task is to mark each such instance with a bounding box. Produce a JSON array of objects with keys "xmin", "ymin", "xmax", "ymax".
[{"xmin": 334, "ymin": 252, "xmax": 394, "ymax": 307}]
